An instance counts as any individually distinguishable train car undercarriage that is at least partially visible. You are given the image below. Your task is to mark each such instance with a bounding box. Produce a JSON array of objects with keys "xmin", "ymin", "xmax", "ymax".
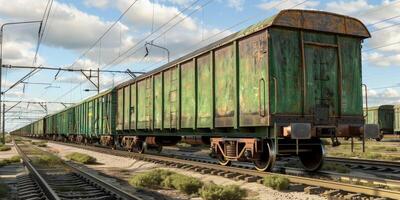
[{"xmin": 41, "ymin": 133, "xmax": 327, "ymax": 172}]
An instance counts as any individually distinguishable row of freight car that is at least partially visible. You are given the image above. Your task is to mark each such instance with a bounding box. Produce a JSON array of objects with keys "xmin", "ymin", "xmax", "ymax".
[
  {"xmin": 365, "ymin": 105, "xmax": 400, "ymax": 141},
  {"xmin": 11, "ymin": 10, "xmax": 379, "ymax": 172}
]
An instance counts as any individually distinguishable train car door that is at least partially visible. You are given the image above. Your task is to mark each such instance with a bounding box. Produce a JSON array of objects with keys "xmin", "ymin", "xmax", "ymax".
[{"xmin": 304, "ymin": 43, "xmax": 339, "ymax": 124}]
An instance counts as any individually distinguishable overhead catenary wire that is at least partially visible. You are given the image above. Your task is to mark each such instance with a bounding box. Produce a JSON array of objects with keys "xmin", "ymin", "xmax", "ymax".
[
  {"xmin": 40, "ymin": 0, "xmax": 140, "ymax": 98},
  {"xmin": 52, "ymin": 0, "xmax": 205, "ymax": 102},
  {"xmin": 33, "ymin": 0, "xmax": 53, "ymax": 65}
]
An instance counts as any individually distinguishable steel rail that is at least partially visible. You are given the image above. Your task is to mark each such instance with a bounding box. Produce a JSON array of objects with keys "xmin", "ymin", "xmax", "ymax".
[
  {"xmin": 63, "ymin": 161, "xmax": 144, "ymax": 200},
  {"xmin": 13, "ymin": 140, "xmax": 61, "ymax": 200},
  {"xmin": 48, "ymin": 141, "xmax": 400, "ymax": 199},
  {"xmin": 15, "ymin": 140, "xmax": 143, "ymax": 200},
  {"xmin": 326, "ymin": 156, "xmax": 400, "ymax": 169}
]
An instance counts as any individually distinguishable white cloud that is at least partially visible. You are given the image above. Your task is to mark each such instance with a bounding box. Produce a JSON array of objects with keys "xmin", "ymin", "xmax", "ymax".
[
  {"xmin": 227, "ymin": 0, "xmax": 245, "ymax": 11},
  {"xmin": 165, "ymin": 0, "xmax": 192, "ymax": 6},
  {"xmin": 325, "ymin": 0, "xmax": 373, "ymax": 15},
  {"xmin": 365, "ymin": 88, "xmax": 400, "ymax": 106},
  {"xmin": 84, "ymin": 0, "xmax": 110, "ymax": 9},
  {"xmin": 258, "ymin": 0, "xmax": 319, "ymax": 11},
  {"xmin": 2, "ymin": 41, "xmax": 45, "ymax": 66},
  {"xmin": 363, "ymin": 52, "xmax": 400, "ymax": 67}
]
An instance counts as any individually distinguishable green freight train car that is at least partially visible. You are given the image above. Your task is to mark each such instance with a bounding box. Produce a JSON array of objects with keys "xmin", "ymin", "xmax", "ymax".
[
  {"xmin": 364, "ymin": 105, "xmax": 394, "ymax": 141},
  {"xmin": 10, "ymin": 10, "xmax": 379, "ymax": 172},
  {"xmin": 112, "ymin": 9, "xmax": 378, "ymax": 171},
  {"xmin": 43, "ymin": 89, "xmax": 116, "ymax": 143}
]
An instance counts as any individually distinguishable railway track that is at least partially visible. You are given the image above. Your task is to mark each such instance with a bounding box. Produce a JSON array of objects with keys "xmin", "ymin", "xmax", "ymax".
[
  {"xmin": 325, "ymin": 157, "xmax": 400, "ymax": 173},
  {"xmin": 43, "ymin": 140, "xmax": 400, "ymax": 199},
  {"xmin": 13, "ymin": 140, "xmax": 143, "ymax": 200}
]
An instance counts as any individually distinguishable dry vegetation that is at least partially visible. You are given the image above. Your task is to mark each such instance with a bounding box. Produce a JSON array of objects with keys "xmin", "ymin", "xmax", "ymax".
[
  {"xmin": 65, "ymin": 152, "xmax": 96, "ymax": 164},
  {"xmin": 263, "ymin": 175, "xmax": 290, "ymax": 191},
  {"xmin": 324, "ymin": 139, "xmax": 400, "ymax": 161},
  {"xmin": 31, "ymin": 141, "xmax": 47, "ymax": 147},
  {"xmin": 32, "ymin": 154, "xmax": 62, "ymax": 167},
  {"xmin": 129, "ymin": 169, "xmax": 247, "ymax": 199},
  {"xmin": 0, "ymin": 155, "xmax": 21, "ymax": 167}
]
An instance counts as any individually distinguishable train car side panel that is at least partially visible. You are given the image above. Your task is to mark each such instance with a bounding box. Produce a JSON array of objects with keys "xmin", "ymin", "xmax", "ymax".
[
  {"xmin": 181, "ymin": 60, "xmax": 196, "ymax": 129},
  {"xmin": 123, "ymin": 86, "xmax": 131, "ymax": 130},
  {"xmin": 163, "ymin": 67, "xmax": 178, "ymax": 129},
  {"xmin": 154, "ymin": 73, "xmax": 163, "ymax": 129},
  {"xmin": 130, "ymin": 83, "xmax": 137, "ymax": 130},
  {"xmin": 214, "ymin": 44, "xmax": 236, "ymax": 127},
  {"xmin": 238, "ymin": 31, "xmax": 269, "ymax": 126},
  {"xmin": 116, "ymin": 88, "xmax": 124, "ymax": 130},
  {"xmin": 196, "ymin": 53, "xmax": 213, "ymax": 128},
  {"xmin": 269, "ymin": 28, "xmax": 302, "ymax": 115},
  {"xmin": 339, "ymin": 37, "xmax": 363, "ymax": 115}
]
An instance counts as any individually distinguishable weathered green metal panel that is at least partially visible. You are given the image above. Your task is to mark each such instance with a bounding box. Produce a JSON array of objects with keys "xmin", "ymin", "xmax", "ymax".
[
  {"xmin": 181, "ymin": 60, "xmax": 196, "ymax": 128},
  {"xmin": 196, "ymin": 53, "xmax": 212, "ymax": 128},
  {"xmin": 215, "ymin": 44, "xmax": 235, "ymax": 127},
  {"xmin": 339, "ymin": 37, "xmax": 363, "ymax": 115},
  {"xmin": 116, "ymin": 89, "xmax": 123, "ymax": 130},
  {"xmin": 304, "ymin": 44, "xmax": 339, "ymax": 117},
  {"xmin": 94, "ymin": 99, "xmax": 99, "ymax": 136},
  {"xmin": 98, "ymin": 97, "xmax": 103, "ymax": 135},
  {"xmin": 269, "ymin": 28, "xmax": 302, "ymax": 114},
  {"xmin": 163, "ymin": 67, "xmax": 178, "ymax": 129},
  {"xmin": 137, "ymin": 78, "xmax": 153, "ymax": 129},
  {"xmin": 130, "ymin": 83, "xmax": 137, "ymax": 130},
  {"xmin": 123, "ymin": 86, "xmax": 130, "ymax": 130},
  {"xmin": 88, "ymin": 101, "xmax": 93, "ymax": 136},
  {"xmin": 238, "ymin": 31, "xmax": 269, "ymax": 126},
  {"xmin": 303, "ymin": 32, "xmax": 336, "ymax": 44},
  {"xmin": 154, "ymin": 74, "xmax": 163, "ymax": 129}
]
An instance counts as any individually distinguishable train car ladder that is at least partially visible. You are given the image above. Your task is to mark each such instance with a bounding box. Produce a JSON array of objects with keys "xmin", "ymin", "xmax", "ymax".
[{"xmin": 169, "ymin": 69, "xmax": 178, "ymax": 129}]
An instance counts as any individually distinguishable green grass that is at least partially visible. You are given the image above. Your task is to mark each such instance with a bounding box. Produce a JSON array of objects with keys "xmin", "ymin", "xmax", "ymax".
[
  {"xmin": 162, "ymin": 173, "xmax": 203, "ymax": 194},
  {"xmin": 32, "ymin": 155, "xmax": 62, "ymax": 167},
  {"xmin": 263, "ymin": 175, "xmax": 290, "ymax": 191},
  {"xmin": 65, "ymin": 152, "xmax": 96, "ymax": 164},
  {"xmin": 0, "ymin": 156, "xmax": 21, "ymax": 167},
  {"xmin": 129, "ymin": 169, "xmax": 176, "ymax": 189},
  {"xmin": 384, "ymin": 147, "xmax": 398, "ymax": 152},
  {"xmin": 0, "ymin": 145, "xmax": 11, "ymax": 151},
  {"xmin": 31, "ymin": 141, "xmax": 47, "ymax": 147},
  {"xmin": 129, "ymin": 169, "xmax": 248, "ymax": 198},
  {"xmin": 4, "ymin": 134, "xmax": 11, "ymax": 143},
  {"xmin": 199, "ymin": 183, "xmax": 247, "ymax": 200},
  {"xmin": 322, "ymin": 163, "xmax": 350, "ymax": 173}
]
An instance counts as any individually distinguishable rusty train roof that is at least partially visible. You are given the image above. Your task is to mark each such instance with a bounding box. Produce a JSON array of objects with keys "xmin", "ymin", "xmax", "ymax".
[{"xmin": 116, "ymin": 9, "xmax": 370, "ymax": 89}]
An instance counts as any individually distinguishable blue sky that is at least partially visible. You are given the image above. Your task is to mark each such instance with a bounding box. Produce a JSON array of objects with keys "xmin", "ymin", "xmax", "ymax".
[{"xmin": 1, "ymin": 0, "xmax": 400, "ymax": 130}]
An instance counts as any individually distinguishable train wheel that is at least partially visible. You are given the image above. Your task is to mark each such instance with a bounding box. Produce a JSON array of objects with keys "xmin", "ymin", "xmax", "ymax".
[
  {"xmin": 254, "ymin": 140, "xmax": 276, "ymax": 171},
  {"xmin": 375, "ymin": 133, "xmax": 383, "ymax": 142},
  {"xmin": 298, "ymin": 140, "xmax": 325, "ymax": 172}
]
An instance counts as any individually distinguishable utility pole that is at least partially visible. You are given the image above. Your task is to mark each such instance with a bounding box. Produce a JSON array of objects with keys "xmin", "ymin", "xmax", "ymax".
[{"xmin": 0, "ymin": 20, "xmax": 42, "ymax": 143}]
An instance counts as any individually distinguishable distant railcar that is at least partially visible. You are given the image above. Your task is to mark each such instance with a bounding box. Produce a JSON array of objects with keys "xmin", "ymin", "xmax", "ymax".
[
  {"xmin": 364, "ymin": 105, "xmax": 394, "ymax": 141},
  {"xmin": 10, "ymin": 9, "xmax": 379, "ymax": 171}
]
